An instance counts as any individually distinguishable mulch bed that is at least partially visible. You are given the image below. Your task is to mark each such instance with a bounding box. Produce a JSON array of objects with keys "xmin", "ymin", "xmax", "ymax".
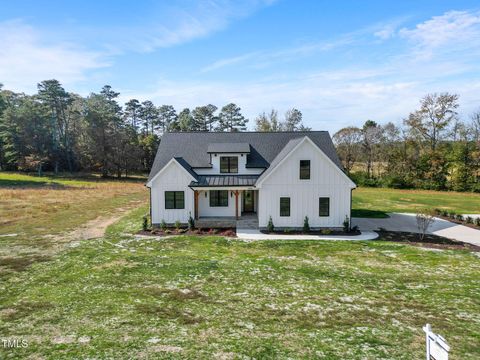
[
  {"xmin": 138, "ymin": 228, "xmax": 236, "ymax": 237},
  {"xmin": 260, "ymin": 229, "xmax": 361, "ymax": 236},
  {"xmin": 434, "ymin": 214, "xmax": 480, "ymax": 230},
  {"xmin": 376, "ymin": 230, "xmax": 480, "ymax": 252}
]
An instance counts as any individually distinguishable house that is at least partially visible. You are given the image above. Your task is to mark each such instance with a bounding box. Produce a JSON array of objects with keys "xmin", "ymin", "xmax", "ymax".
[{"xmin": 146, "ymin": 131, "xmax": 356, "ymax": 229}]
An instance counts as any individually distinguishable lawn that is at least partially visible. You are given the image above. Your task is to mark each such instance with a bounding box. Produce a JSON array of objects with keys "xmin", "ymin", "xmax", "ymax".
[
  {"xmin": 0, "ymin": 172, "xmax": 148, "ymax": 277},
  {"xmin": 1, "ymin": 205, "xmax": 479, "ymax": 359},
  {"xmin": 352, "ymin": 187, "xmax": 480, "ymax": 218}
]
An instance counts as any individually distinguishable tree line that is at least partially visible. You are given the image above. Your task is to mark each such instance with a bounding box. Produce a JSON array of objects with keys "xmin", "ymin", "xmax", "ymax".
[
  {"xmin": 333, "ymin": 93, "xmax": 480, "ymax": 192},
  {"xmin": 0, "ymin": 80, "xmax": 310, "ymax": 177}
]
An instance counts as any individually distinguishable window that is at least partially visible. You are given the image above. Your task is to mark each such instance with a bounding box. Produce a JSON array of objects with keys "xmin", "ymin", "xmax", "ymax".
[
  {"xmin": 165, "ymin": 191, "xmax": 184, "ymax": 209},
  {"xmin": 280, "ymin": 197, "xmax": 290, "ymax": 217},
  {"xmin": 210, "ymin": 190, "xmax": 229, "ymax": 207},
  {"xmin": 300, "ymin": 160, "xmax": 310, "ymax": 179},
  {"xmin": 319, "ymin": 197, "xmax": 330, "ymax": 217},
  {"xmin": 220, "ymin": 156, "xmax": 238, "ymax": 173}
]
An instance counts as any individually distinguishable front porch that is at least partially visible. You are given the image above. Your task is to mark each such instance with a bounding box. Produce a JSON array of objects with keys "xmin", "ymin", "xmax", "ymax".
[
  {"xmin": 192, "ymin": 186, "xmax": 258, "ymax": 222},
  {"xmin": 194, "ymin": 213, "xmax": 259, "ymax": 229}
]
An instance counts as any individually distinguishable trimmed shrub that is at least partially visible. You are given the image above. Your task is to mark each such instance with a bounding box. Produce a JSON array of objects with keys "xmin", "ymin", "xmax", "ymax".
[
  {"xmin": 456, "ymin": 214, "xmax": 464, "ymax": 222},
  {"xmin": 321, "ymin": 228, "xmax": 332, "ymax": 235},
  {"xmin": 283, "ymin": 227, "xmax": 291, "ymax": 234},
  {"xmin": 343, "ymin": 216, "xmax": 350, "ymax": 232},
  {"xmin": 267, "ymin": 216, "xmax": 274, "ymax": 232},
  {"xmin": 142, "ymin": 214, "xmax": 149, "ymax": 231},
  {"xmin": 160, "ymin": 219, "xmax": 167, "ymax": 231},
  {"xmin": 188, "ymin": 213, "xmax": 195, "ymax": 231},
  {"xmin": 466, "ymin": 216, "xmax": 473, "ymax": 224},
  {"xmin": 175, "ymin": 220, "xmax": 181, "ymax": 230},
  {"xmin": 303, "ymin": 216, "xmax": 310, "ymax": 233},
  {"xmin": 475, "ymin": 218, "xmax": 480, "ymax": 227}
]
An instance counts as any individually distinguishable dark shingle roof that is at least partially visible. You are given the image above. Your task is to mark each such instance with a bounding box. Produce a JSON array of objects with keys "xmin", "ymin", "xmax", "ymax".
[
  {"xmin": 190, "ymin": 175, "xmax": 259, "ymax": 187},
  {"xmin": 207, "ymin": 143, "xmax": 250, "ymax": 153},
  {"xmin": 147, "ymin": 131, "xmax": 343, "ymax": 183},
  {"xmin": 173, "ymin": 157, "xmax": 198, "ymax": 180}
]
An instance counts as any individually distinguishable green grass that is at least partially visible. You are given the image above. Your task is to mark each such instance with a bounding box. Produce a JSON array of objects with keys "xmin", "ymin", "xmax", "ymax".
[
  {"xmin": 1, "ymin": 206, "xmax": 479, "ymax": 359},
  {"xmin": 353, "ymin": 187, "xmax": 480, "ymax": 218}
]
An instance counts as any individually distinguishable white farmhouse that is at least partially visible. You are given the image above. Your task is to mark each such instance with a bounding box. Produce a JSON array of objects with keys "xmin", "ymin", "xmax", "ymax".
[{"xmin": 146, "ymin": 131, "xmax": 356, "ymax": 229}]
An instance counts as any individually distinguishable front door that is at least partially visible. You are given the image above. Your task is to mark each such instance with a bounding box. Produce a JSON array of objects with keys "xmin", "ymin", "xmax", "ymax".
[{"xmin": 243, "ymin": 190, "xmax": 255, "ymax": 213}]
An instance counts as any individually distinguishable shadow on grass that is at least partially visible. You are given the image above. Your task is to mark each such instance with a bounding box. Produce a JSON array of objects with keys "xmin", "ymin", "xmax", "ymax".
[
  {"xmin": 0, "ymin": 178, "xmax": 70, "ymax": 188},
  {"xmin": 352, "ymin": 209, "xmax": 390, "ymax": 218}
]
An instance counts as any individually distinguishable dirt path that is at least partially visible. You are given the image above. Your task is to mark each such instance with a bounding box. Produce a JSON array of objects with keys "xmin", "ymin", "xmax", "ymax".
[{"xmin": 62, "ymin": 201, "xmax": 143, "ymax": 243}]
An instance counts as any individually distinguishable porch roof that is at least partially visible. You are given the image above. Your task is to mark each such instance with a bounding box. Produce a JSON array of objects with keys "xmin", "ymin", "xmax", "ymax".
[{"xmin": 190, "ymin": 175, "xmax": 259, "ymax": 187}]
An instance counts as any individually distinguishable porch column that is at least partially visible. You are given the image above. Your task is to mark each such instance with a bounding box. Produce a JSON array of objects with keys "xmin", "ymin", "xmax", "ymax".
[
  {"xmin": 194, "ymin": 190, "xmax": 199, "ymax": 220},
  {"xmin": 234, "ymin": 190, "xmax": 239, "ymax": 219}
]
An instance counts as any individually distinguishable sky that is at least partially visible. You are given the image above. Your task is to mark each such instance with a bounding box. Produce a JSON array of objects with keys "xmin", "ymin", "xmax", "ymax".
[{"xmin": 1, "ymin": 0, "xmax": 480, "ymax": 132}]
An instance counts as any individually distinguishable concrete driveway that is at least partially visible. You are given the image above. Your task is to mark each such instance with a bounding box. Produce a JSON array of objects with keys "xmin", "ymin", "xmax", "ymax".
[{"xmin": 353, "ymin": 213, "xmax": 480, "ymax": 246}]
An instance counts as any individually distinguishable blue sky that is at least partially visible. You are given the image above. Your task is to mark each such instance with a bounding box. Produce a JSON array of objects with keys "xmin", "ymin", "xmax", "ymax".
[{"xmin": 1, "ymin": 0, "xmax": 480, "ymax": 132}]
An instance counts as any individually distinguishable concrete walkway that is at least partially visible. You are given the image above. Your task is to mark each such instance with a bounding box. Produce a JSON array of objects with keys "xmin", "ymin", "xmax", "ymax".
[
  {"xmin": 353, "ymin": 213, "xmax": 480, "ymax": 246},
  {"xmin": 236, "ymin": 229, "xmax": 379, "ymax": 241}
]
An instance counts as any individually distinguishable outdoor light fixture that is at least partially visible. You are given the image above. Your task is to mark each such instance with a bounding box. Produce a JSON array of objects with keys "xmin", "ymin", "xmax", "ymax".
[{"xmin": 204, "ymin": 192, "xmax": 207, "ymax": 198}]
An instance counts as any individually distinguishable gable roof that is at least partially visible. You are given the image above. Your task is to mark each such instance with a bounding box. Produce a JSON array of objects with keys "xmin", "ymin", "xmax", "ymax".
[
  {"xmin": 147, "ymin": 131, "xmax": 344, "ymax": 183},
  {"xmin": 255, "ymin": 137, "xmax": 304, "ymax": 185}
]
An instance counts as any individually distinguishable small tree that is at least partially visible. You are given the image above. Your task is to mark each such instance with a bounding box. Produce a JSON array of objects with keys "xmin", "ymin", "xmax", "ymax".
[
  {"xmin": 267, "ymin": 216, "xmax": 274, "ymax": 232},
  {"xmin": 303, "ymin": 216, "xmax": 310, "ymax": 233},
  {"xmin": 416, "ymin": 210, "xmax": 435, "ymax": 241}
]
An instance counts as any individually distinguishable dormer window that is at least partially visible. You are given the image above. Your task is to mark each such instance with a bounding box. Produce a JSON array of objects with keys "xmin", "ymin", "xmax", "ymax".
[{"xmin": 220, "ymin": 156, "xmax": 238, "ymax": 173}]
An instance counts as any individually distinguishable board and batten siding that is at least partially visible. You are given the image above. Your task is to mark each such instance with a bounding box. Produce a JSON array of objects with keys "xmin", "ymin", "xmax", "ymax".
[
  {"xmin": 150, "ymin": 161, "xmax": 194, "ymax": 224},
  {"xmin": 257, "ymin": 140, "xmax": 354, "ymax": 229},
  {"xmin": 197, "ymin": 190, "xmax": 241, "ymax": 217}
]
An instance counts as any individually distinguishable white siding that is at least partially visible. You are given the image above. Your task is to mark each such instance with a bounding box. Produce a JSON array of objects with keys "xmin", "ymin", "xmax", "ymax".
[
  {"xmin": 195, "ymin": 153, "xmax": 264, "ymax": 175},
  {"xmin": 198, "ymin": 190, "xmax": 241, "ymax": 217},
  {"xmin": 258, "ymin": 140, "xmax": 352, "ymax": 228},
  {"xmin": 150, "ymin": 161, "xmax": 194, "ymax": 224}
]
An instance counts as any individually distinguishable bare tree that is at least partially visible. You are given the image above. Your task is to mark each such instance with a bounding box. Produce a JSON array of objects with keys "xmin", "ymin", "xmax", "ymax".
[
  {"xmin": 404, "ymin": 93, "xmax": 459, "ymax": 150},
  {"xmin": 361, "ymin": 120, "xmax": 384, "ymax": 178},
  {"xmin": 416, "ymin": 210, "xmax": 435, "ymax": 241},
  {"xmin": 333, "ymin": 126, "xmax": 362, "ymax": 173}
]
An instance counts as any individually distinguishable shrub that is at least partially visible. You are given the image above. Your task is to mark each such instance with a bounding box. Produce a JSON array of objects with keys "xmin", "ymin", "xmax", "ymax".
[
  {"xmin": 448, "ymin": 211, "xmax": 456, "ymax": 220},
  {"xmin": 142, "ymin": 214, "xmax": 150, "ymax": 231},
  {"xmin": 321, "ymin": 228, "xmax": 332, "ymax": 235},
  {"xmin": 466, "ymin": 216, "xmax": 473, "ymax": 224},
  {"xmin": 416, "ymin": 210, "xmax": 435, "ymax": 241},
  {"xmin": 160, "ymin": 219, "xmax": 167, "ymax": 231},
  {"xmin": 456, "ymin": 214, "xmax": 464, "ymax": 222},
  {"xmin": 475, "ymin": 218, "xmax": 480, "ymax": 227},
  {"xmin": 433, "ymin": 209, "xmax": 442, "ymax": 215},
  {"xmin": 351, "ymin": 225, "xmax": 359, "ymax": 232},
  {"xmin": 267, "ymin": 216, "xmax": 274, "ymax": 232},
  {"xmin": 188, "ymin": 212, "xmax": 195, "ymax": 231},
  {"xmin": 222, "ymin": 229, "xmax": 236, "ymax": 237},
  {"xmin": 349, "ymin": 171, "xmax": 379, "ymax": 187},
  {"xmin": 303, "ymin": 216, "xmax": 310, "ymax": 232},
  {"xmin": 441, "ymin": 210, "xmax": 449, "ymax": 217},
  {"xmin": 175, "ymin": 220, "xmax": 181, "ymax": 230},
  {"xmin": 342, "ymin": 216, "xmax": 350, "ymax": 232}
]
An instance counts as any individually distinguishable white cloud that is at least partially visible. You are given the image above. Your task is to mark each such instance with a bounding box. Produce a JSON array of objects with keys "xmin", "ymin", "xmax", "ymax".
[
  {"xmin": 399, "ymin": 10, "xmax": 480, "ymax": 58},
  {"xmin": 0, "ymin": 20, "xmax": 108, "ymax": 92},
  {"xmin": 105, "ymin": 0, "xmax": 277, "ymax": 53}
]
